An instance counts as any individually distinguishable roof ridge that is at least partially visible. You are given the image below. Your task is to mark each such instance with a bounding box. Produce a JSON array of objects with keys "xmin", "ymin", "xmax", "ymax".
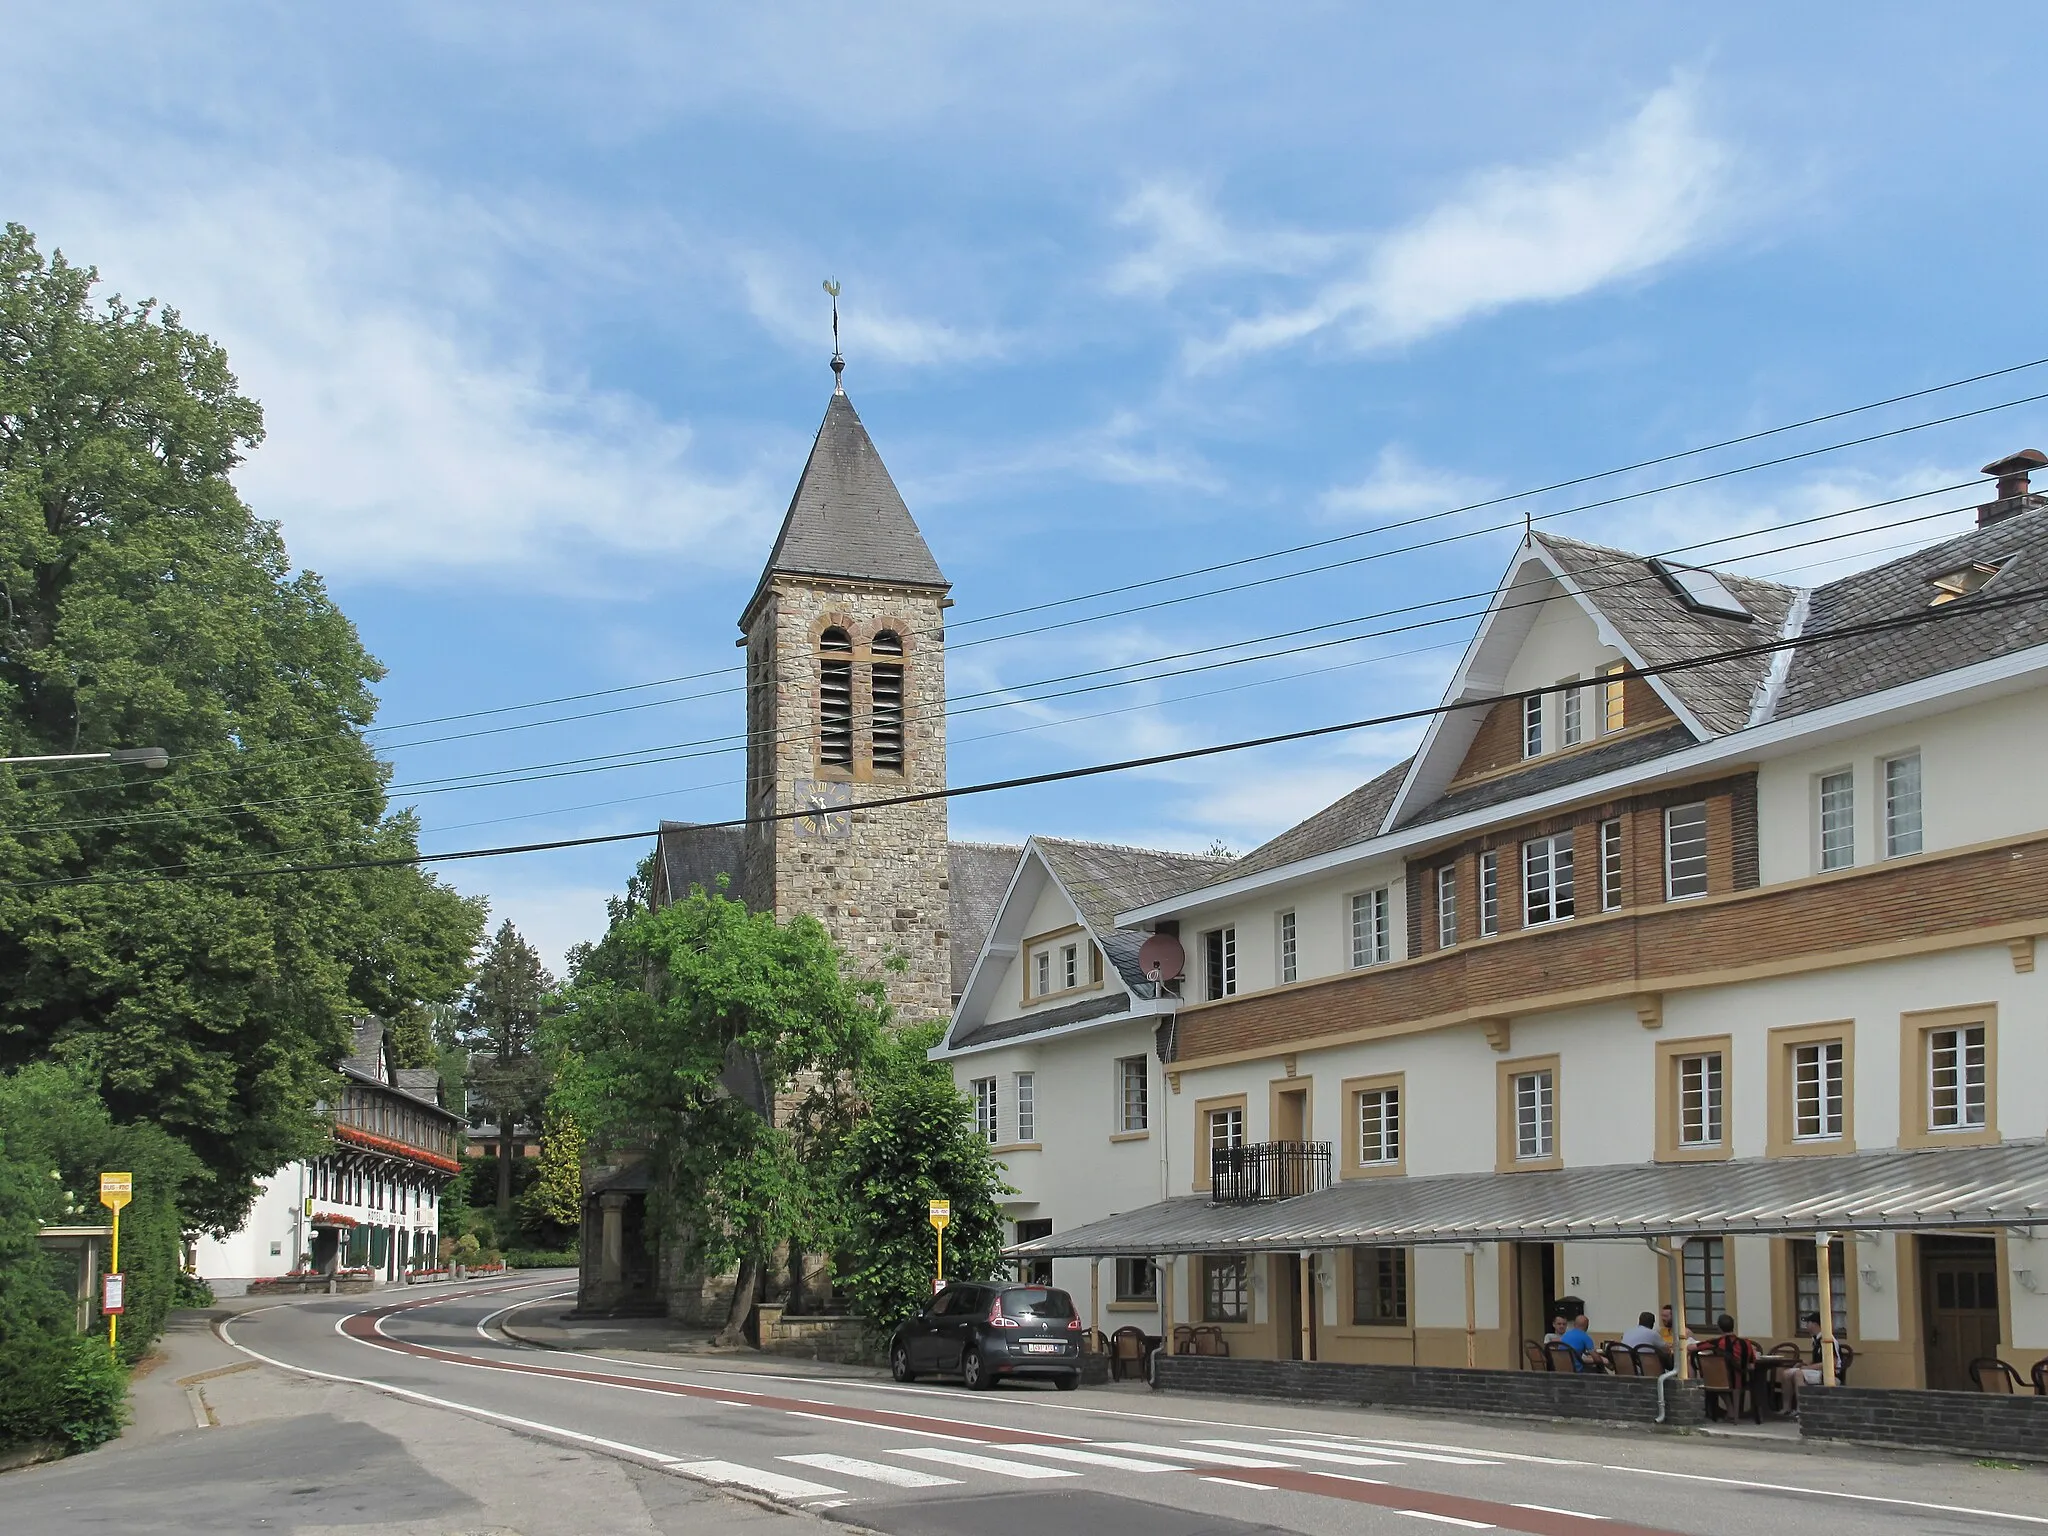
[{"xmin": 1034, "ymin": 834, "xmax": 1236, "ymax": 863}]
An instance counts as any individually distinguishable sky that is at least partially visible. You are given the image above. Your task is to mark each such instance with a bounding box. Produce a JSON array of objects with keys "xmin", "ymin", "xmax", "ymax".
[{"xmin": 7, "ymin": 5, "xmax": 2048, "ymax": 973}]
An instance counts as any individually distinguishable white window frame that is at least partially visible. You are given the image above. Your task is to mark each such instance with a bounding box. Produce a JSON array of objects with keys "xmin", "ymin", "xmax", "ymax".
[
  {"xmin": 1034, "ymin": 950, "xmax": 1051, "ymax": 997},
  {"xmin": 1113, "ymin": 1256, "xmax": 1157, "ymax": 1302},
  {"xmin": 1209, "ymin": 1105, "xmax": 1245, "ymax": 1157},
  {"xmin": 1599, "ymin": 817, "xmax": 1623, "ymax": 910},
  {"xmin": 1883, "ymin": 751, "xmax": 1923, "ymax": 858},
  {"xmin": 1350, "ymin": 888, "xmax": 1391, "ymax": 967},
  {"xmin": 1513, "ymin": 1070, "xmax": 1555, "ymax": 1161},
  {"xmin": 1357, "ymin": 1086, "xmax": 1400, "ymax": 1166},
  {"xmin": 1436, "ymin": 864, "xmax": 1458, "ymax": 949},
  {"xmin": 1204, "ymin": 927, "xmax": 1237, "ymax": 1000},
  {"xmin": 1791, "ymin": 1041, "xmax": 1844, "ymax": 1141},
  {"xmin": 1677, "ymin": 1051, "xmax": 1724, "ymax": 1148},
  {"xmin": 1478, "ymin": 850, "xmax": 1499, "ymax": 936},
  {"xmin": 1522, "ymin": 833, "xmax": 1575, "ymax": 926},
  {"xmin": 1061, "ymin": 943, "xmax": 1079, "ymax": 991},
  {"xmin": 1664, "ymin": 802, "xmax": 1709, "ymax": 900},
  {"xmin": 1277, "ymin": 909, "xmax": 1297, "ymax": 985},
  {"xmin": 1014, "ymin": 1072, "xmax": 1035, "ymax": 1143},
  {"xmin": 1927, "ymin": 1025, "xmax": 1987, "ymax": 1131},
  {"xmin": 1561, "ymin": 679, "xmax": 1584, "ymax": 747},
  {"xmin": 972, "ymin": 1077, "xmax": 998, "ymax": 1144},
  {"xmin": 1117, "ymin": 1055, "xmax": 1150, "ymax": 1133},
  {"xmin": 1600, "ymin": 662, "xmax": 1627, "ymax": 734},
  {"xmin": 1522, "ymin": 693, "xmax": 1545, "ymax": 758},
  {"xmin": 1818, "ymin": 768, "xmax": 1855, "ymax": 872}
]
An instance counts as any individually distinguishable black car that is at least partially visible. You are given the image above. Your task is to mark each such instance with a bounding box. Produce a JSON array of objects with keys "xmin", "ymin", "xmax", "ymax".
[{"xmin": 889, "ymin": 1282, "xmax": 1084, "ymax": 1390}]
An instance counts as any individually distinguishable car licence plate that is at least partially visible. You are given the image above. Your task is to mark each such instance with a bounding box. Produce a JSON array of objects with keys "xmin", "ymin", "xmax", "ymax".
[{"xmin": 1024, "ymin": 1342, "xmax": 1064, "ymax": 1354}]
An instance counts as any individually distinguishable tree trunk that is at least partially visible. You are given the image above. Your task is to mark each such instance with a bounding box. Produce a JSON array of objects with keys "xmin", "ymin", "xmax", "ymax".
[
  {"xmin": 717, "ymin": 1252, "xmax": 761, "ymax": 1347},
  {"xmin": 787, "ymin": 1246, "xmax": 807, "ymax": 1316}
]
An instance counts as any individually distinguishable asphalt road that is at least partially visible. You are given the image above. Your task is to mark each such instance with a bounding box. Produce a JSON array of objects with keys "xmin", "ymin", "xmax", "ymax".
[{"xmin": 123, "ymin": 1272, "xmax": 2041, "ymax": 1536}]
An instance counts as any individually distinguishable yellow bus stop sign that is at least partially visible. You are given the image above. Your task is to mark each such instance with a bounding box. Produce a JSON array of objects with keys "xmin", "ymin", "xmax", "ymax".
[
  {"xmin": 928, "ymin": 1199, "xmax": 950, "ymax": 1230},
  {"xmin": 100, "ymin": 1172, "xmax": 132, "ymax": 1212}
]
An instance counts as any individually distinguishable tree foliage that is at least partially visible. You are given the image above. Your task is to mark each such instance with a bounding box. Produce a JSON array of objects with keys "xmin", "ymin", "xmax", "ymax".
[
  {"xmin": 0, "ymin": 225, "xmax": 484, "ymax": 1230},
  {"xmin": 459, "ymin": 920, "xmax": 554, "ymax": 1216}
]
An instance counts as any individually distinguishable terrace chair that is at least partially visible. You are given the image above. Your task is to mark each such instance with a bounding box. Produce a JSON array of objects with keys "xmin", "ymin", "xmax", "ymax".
[
  {"xmin": 1109, "ymin": 1326, "xmax": 1147, "ymax": 1382},
  {"xmin": 1632, "ymin": 1345, "xmax": 1670, "ymax": 1376},
  {"xmin": 1523, "ymin": 1340, "xmax": 1551, "ymax": 1372},
  {"xmin": 1172, "ymin": 1324, "xmax": 1197, "ymax": 1355},
  {"xmin": 2032, "ymin": 1357, "xmax": 2048, "ymax": 1396},
  {"xmin": 1193, "ymin": 1325, "xmax": 1230, "ymax": 1356},
  {"xmin": 1603, "ymin": 1343, "xmax": 1642, "ymax": 1377},
  {"xmin": 1691, "ymin": 1348, "xmax": 1758, "ymax": 1423},
  {"xmin": 1971, "ymin": 1357, "xmax": 2026, "ymax": 1394},
  {"xmin": 1545, "ymin": 1342, "xmax": 1581, "ymax": 1374},
  {"xmin": 1768, "ymin": 1341, "xmax": 1803, "ymax": 1359},
  {"xmin": 1833, "ymin": 1343, "xmax": 1855, "ymax": 1384}
]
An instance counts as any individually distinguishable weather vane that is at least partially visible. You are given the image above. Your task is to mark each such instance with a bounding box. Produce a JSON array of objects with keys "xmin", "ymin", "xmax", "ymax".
[{"xmin": 823, "ymin": 278, "xmax": 844, "ymax": 391}]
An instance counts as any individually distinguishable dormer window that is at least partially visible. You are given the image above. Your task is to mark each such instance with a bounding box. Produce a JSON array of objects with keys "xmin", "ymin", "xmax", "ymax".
[
  {"xmin": 1927, "ymin": 559, "xmax": 2006, "ymax": 607},
  {"xmin": 818, "ymin": 628, "xmax": 854, "ymax": 768},
  {"xmin": 1650, "ymin": 558, "xmax": 1753, "ymax": 621}
]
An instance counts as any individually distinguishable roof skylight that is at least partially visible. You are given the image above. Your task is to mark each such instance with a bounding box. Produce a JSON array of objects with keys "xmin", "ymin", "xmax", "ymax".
[
  {"xmin": 1648, "ymin": 558, "xmax": 1753, "ymax": 621},
  {"xmin": 1927, "ymin": 558, "xmax": 2007, "ymax": 607}
]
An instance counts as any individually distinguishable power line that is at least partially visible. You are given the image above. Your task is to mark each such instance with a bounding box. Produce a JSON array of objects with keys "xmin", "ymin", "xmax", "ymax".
[
  {"xmin": 5, "ymin": 489, "xmax": 1984, "ymax": 840},
  {"xmin": 21, "ymin": 565, "xmax": 2047, "ymax": 890}
]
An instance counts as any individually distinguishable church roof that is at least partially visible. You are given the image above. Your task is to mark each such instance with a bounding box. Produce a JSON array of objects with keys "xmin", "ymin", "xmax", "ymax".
[{"xmin": 749, "ymin": 391, "xmax": 947, "ymax": 615}]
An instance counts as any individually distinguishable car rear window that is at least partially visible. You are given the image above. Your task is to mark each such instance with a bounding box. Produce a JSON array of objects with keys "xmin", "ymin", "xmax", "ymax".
[{"xmin": 1000, "ymin": 1286, "xmax": 1074, "ymax": 1318}]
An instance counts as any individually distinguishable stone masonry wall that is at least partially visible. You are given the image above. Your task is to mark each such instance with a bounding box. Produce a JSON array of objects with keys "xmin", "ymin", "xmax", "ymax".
[
  {"xmin": 1800, "ymin": 1384, "xmax": 2048, "ymax": 1462},
  {"xmin": 1155, "ymin": 1354, "xmax": 1705, "ymax": 1427},
  {"xmin": 742, "ymin": 577, "xmax": 953, "ymax": 1023}
]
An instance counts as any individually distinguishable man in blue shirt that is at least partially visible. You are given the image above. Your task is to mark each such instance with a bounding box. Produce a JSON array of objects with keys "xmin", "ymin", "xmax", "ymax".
[{"xmin": 1560, "ymin": 1313, "xmax": 1601, "ymax": 1371}]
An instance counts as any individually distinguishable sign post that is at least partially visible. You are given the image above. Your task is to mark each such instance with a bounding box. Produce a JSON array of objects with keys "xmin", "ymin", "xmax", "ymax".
[
  {"xmin": 928, "ymin": 1199, "xmax": 950, "ymax": 1293},
  {"xmin": 99, "ymin": 1172, "xmax": 132, "ymax": 1352}
]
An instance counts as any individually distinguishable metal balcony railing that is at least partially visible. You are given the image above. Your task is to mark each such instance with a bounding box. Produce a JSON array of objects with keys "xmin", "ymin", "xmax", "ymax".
[{"xmin": 1210, "ymin": 1140, "xmax": 1333, "ymax": 1204}]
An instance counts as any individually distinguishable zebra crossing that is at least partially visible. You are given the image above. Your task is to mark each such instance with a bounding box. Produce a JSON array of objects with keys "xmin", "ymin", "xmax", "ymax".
[{"xmin": 674, "ymin": 1430, "xmax": 1514, "ymax": 1505}]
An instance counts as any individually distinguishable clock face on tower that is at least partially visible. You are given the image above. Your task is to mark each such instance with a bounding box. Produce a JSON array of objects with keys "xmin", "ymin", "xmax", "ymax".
[{"xmin": 791, "ymin": 777, "xmax": 853, "ymax": 840}]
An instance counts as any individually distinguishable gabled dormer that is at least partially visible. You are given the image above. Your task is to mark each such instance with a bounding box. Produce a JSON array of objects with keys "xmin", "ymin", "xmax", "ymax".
[{"xmin": 1384, "ymin": 533, "xmax": 1796, "ymax": 829}]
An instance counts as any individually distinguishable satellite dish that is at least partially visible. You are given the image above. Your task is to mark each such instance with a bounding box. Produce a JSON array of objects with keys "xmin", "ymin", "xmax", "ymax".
[{"xmin": 1137, "ymin": 932, "xmax": 1185, "ymax": 984}]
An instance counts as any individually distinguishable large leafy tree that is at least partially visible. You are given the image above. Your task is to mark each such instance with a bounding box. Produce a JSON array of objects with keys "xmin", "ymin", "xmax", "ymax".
[
  {"xmin": 458, "ymin": 920, "xmax": 554, "ymax": 1218},
  {"xmin": 0, "ymin": 224, "xmax": 485, "ymax": 1230},
  {"xmin": 551, "ymin": 883, "xmax": 887, "ymax": 1344}
]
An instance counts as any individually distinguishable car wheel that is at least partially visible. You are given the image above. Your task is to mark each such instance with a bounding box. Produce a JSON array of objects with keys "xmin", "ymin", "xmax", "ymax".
[
  {"xmin": 890, "ymin": 1343, "xmax": 916, "ymax": 1383},
  {"xmin": 1054, "ymin": 1372, "xmax": 1080, "ymax": 1392},
  {"xmin": 961, "ymin": 1347, "xmax": 992, "ymax": 1390}
]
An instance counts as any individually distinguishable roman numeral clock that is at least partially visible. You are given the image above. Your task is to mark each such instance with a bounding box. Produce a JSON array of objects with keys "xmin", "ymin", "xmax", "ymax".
[{"xmin": 792, "ymin": 777, "xmax": 853, "ymax": 840}]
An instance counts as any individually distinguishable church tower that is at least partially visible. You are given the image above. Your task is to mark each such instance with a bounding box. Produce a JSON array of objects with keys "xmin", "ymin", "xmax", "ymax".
[{"xmin": 738, "ymin": 365, "xmax": 953, "ymax": 1022}]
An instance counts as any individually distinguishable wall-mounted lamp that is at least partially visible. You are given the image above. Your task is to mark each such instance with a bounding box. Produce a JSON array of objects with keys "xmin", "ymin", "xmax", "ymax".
[{"xmin": 2018, "ymin": 1270, "xmax": 2041, "ymax": 1295}]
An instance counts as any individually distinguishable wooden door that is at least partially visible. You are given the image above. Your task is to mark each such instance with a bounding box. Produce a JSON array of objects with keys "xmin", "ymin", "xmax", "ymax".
[
  {"xmin": 1277, "ymin": 1255, "xmax": 1303, "ymax": 1359},
  {"xmin": 1919, "ymin": 1237, "xmax": 2001, "ymax": 1392}
]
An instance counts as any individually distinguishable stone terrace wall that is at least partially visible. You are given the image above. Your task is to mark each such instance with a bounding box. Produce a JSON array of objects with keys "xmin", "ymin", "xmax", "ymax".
[
  {"xmin": 1801, "ymin": 1385, "xmax": 2048, "ymax": 1462},
  {"xmin": 1156, "ymin": 1355, "xmax": 1704, "ymax": 1427}
]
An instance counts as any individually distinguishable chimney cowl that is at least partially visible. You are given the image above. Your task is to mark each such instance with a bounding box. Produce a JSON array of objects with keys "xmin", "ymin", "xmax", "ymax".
[{"xmin": 1978, "ymin": 447, "xmax": 2048, "ymax": 527}]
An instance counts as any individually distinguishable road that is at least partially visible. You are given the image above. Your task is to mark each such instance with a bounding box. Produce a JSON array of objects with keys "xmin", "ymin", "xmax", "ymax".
[{"xmin": 26, "ymin": 1274, "xmax": 2048, "ymax": 1536}]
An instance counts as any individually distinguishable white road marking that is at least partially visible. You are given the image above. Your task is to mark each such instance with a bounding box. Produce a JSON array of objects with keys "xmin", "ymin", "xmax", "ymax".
[
  {"xmin": 1513, "ymin": 1505, "xmax": 1606, "ymax": 1521},
  {"xmin": 1279, "ymin": 1438, "xmax": 1496, "ymax": 1466},
  {"xmin": 1329, "ymin": 1435, "xmax": 1579, "ymax": 1467},
  {"xmin": 1193, "ymin": 1438, "xmax": 1402, "ymax": 1467},
  {"xmin": 1000, "ymin": 1443, "xmax": 1185, "ymax": 1471},
  {"xmin": 1203, "ymin": 1476, "xmax": 1274, "ymax": 1489},
  {"xmin": 1091, "ymin": 1441, "xmax": 1296, "ymax": 1468},
  {"xmin": 783, "ymin": 1409, "xmax": 991, "ymax": 1443},
  {"xmin": 889, "ymin": 1446, "xmax": 1080, "ymax": 1479},
  {"xmin": 781, "ymin": 1454, "xmax": 960, "ymax": 1488},
  {"xmin": 677, "ymin": 1460, "xmax": 844, "ymax": 1500},
  {"xmin": 1394, "ymin": 1513, "xmax": 1492, "ymax": 1530}
]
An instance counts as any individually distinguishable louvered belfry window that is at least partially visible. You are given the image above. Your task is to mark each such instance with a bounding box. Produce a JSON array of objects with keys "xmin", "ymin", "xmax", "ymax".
[
  {"xmin": 871, "ymin": 629, "xmax": 905, "ymax": 773},
  {"xmin": 819, "ymin": 628, "xmax": 854, "ymax": 767}
]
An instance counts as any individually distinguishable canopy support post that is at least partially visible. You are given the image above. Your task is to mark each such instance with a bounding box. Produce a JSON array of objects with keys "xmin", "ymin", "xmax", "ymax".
[
  {"xmin": 1300, "ymin": 1250, "xmax": 1314, "ymax": 1363},
  {"xmin": 1463, "ymin": 1244, "xmax": 1478, "ymax": 1369},
  {"xmin": 1816, "ymin": 1230, "xmax": 1838, "ymax": 1388},
  {"xmin": 1090, "ymin": 1257, "xmax": 1101, "ymax": 1352}
]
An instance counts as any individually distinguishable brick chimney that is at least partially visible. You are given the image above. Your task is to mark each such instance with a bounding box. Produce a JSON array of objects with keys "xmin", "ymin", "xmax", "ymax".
[{"xmin": 1979, "ymin": 448, "xmax": 2048, "ymax": 526}]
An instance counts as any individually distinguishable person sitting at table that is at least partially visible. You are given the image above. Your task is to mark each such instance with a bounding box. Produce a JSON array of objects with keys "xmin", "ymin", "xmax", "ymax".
[
  {"xmin": 1705, "ymin": 1313, "xmax": 1760, "ymax": 1374},
  {"xmin": 1560, "ymin": 1313, "xmax": 1604, "ymax": 1372},
  {"xmin": 1769, "ymin": 1311, "xmax": 1828, "ymax": 1416},
  {"xmin": 1542, "ymin": 1313, "xmax": 1569, "ymax": 1346},
  {"xmin": 1621, "ymin": 1310, "xmax": 1668, "ymax": 1360}
]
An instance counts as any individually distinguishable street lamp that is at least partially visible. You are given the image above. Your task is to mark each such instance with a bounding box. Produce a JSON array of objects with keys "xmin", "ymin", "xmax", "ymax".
[{"xmin": 2, "ymin": 746, "xmax": 171, "ymax": 769}]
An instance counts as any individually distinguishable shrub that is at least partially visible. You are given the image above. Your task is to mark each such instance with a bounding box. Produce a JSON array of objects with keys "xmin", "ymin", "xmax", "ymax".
[
  {"xmin": 171, "ymin": 1271, "xmax": 215, "ymax": 1309},
  {"xmin": 504, "ymin": 1248, "xmax": 579, "ymax": 1269},
  {"xmin": 451, "ymin": 1233, "xmax": 481, "ymax": 1263},
  {"xmin": 0, "ymin": 1333, "xmax": 128, "ymax": 1453}
]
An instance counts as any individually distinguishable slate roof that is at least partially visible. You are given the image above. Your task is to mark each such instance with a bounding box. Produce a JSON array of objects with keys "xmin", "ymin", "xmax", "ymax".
[
  {"xmin": 1230, "ymin": 758, "xmax": 1413, "ymax": 877},
  {"xmin": 1534, "ymin": 531, "xmax": 1796, "ymax": 736},
  {"xmin": 749, "ymin": 391, "xmax": 946, "ymax": 615},
  {"xmin": 948, "ymin": 841, "xmax": 1023, "ymax": 997},
  {"xmin": 1405, "ymin": 723, "xmax": 1696, "ymax": 828},
  {"xmin": 1777, "ymin": 503, "xmax": 2048, "ymax": 719},
  {"xmin": 947, "ymin": 991, "xmax": 1134, "ymax": 1052},
  {"xmin": 1033, "ymin": 839, "xmax": 1238, "ymax": 939},
  {"xmin": 655, "ymin": 821, "xmax": 745, "ymax": 904}
]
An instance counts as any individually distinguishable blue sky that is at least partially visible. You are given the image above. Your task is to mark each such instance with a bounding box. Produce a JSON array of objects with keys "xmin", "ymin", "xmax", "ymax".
[{"xmin": 8, "ymin": 6, "xmax": 2048, "ymax": 971}]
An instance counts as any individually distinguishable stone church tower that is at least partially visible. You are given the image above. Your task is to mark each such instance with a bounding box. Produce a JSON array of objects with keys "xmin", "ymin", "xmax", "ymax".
[{"xmin": 736, "ymin": 367, "xmax": 954, "ymax": 1022}]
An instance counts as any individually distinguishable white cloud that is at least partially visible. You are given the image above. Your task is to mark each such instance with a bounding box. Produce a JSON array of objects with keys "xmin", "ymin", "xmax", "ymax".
[
  {"xmin": 908, "ymin": 409, "xmax": 1223, "ymax": 505},
  {"xmin": 736, "ymin": 259, "xmax": 1010, "ymax": 369},
  {"xmin": 1319, "ymin": 446, "xmax": 1497, "ymax": 522},
  {"xmin": 1108, "ymin": 180, "xmax": 1351, "ymax": 297},
  {"xmin": 1187, "ymin": 79, "xmax": 1730, "ymax": 366}
]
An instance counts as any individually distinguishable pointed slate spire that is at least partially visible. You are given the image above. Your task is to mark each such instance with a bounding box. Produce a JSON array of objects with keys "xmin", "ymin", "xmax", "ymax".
[{"xmin": 749, "ymin": 388, "xmax": 948, "ymax": 605}]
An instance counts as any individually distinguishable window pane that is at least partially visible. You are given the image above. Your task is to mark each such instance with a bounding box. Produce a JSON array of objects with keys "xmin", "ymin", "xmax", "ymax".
[
  {"xmin": 1357, "ymin": 1087, "xmax": 1400, "ymax": 1164},
  {"xmin": 1514, "ymin": 1070, "xmax": 1554, "ymax": 1160},
  {"xmin": 1791, "ymin": 1240, "xmax": 1850, "ymax": 1340},
  {"xmin": 1664, "ymin": 803, "xmax": 1709, "ymax": 900},
  {"xmin": 1278, "ymin": 910, "xmax": 1297, "ymax": 985},
  {"xmin": 1602, "ymin": 664, "xmax": 1627, "ymax": 733},
  {"xmin": 1523, "ymin": 694, "xmax": 1544, "ymax": 758},
  {"xmin": 1351, "ymin": 889, "xmax": 1389, "ymax": 966},
  {"xmin": 1678, "ymin": 1053, "xmax": 1723, "ymax": 1147},
  {"xmin": 1523, "ymin": 833, "xmax": 1575, "ymax": 925},
  {"xmin": 1928, "ymin": 1025, "xmax": 1987, "ymax": 1130},
  {"xmin": 1351, "ymin": 1246, "xmax": 1408, "ymax": 1325},
  {"xmin": 1682, "ymin": 1237, "xmax": 1725, "ymax": 1329},
  {"xmin": 1884, "ymin": 753, "xmax": 1923, "ymax": 858},
  {"xmin": 1437, "ymin": 866, "xmax": 1458, "ymax": 948},
  {"xmin": 1479, "ymin": 851, "xmax": 1499, "ymax": 936},
  {"xmin": 1792, "ymin": 1041, "xmax": 1844, "ymax": 1140},
  {"xmin": 1204, "ymin": 1256, "xmax": 1249, "ymax": 1322},
  {"xmin": 1600, "ymin": 819, "xmax": 1623, "ymax": 910},
  {"xmin": 1120, "ymin": 1056, "xmax": 1149, "ymax": 1132},
  {"xmin": 1562, "ymin": 684, "xmax": 1583, "ymax": 747},
  {"xmin": 1818, "ymin": 770, "xmax": 1855, "ymax": 871},
  {"xmin": 974, "ymin": 1078, "xmax": 998, "ymax": 1144},
  {"xmin": 1016, "ymin": 1073, "xmax": 1035, "ymax": 1143}
]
